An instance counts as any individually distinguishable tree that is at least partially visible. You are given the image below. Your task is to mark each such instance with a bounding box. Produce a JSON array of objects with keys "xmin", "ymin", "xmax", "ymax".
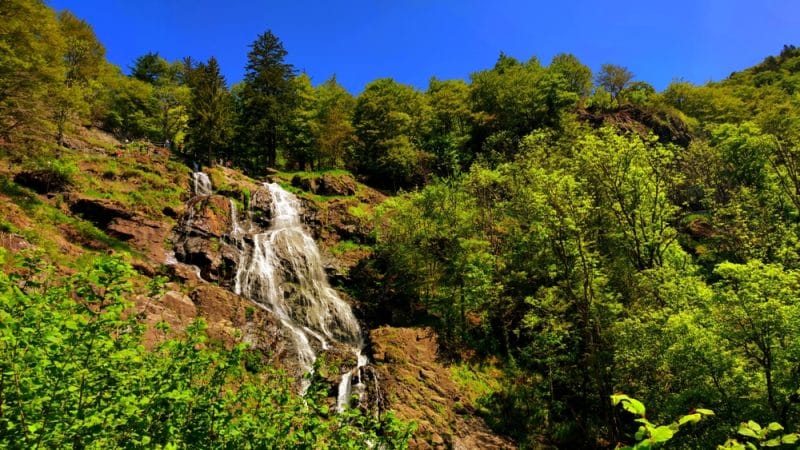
[
  {"xmin": 595, "ymin": 64, "xmax": 634, "ymax": 104},
  {"xmin": 711, "ymin": 261, "xmax": 800, "ymax": 424},
  {"xmin": 127, "ymin": 52, "xmax": 190, "ymax": 144},
  {"xmin": 470, "ymin": 54, "xmax": 578, "ymax": 160},
  {"xmin": 314, "ymin": 76, "xmax": 355, "ymax": 169},
  {"xmin": 284, "ymin": 73, "xmax": 317, "ymax": 170},
  {"xmin": 0, "ymin": 0, "xmax": 65, "ymax": 142},
  {"xmin": 186, "ymin": 56, "xmax": 233, "ymax": 165},
  {"xmin": 351, "ymin": 78, "xmax": 432, "ymax": 189},
  {"xmin": 549, "ymin": 53, "xmax": 593, "ymax": 98},
  {"xmin": 426, "ymin": 78, "xmax": 472, "ymax": 175},
  {"xmin": 239, "ymin": 30, "xmax": 296, "ymax": 171},
  {"xmin": 130, "ymin": 52, "xmax": 170, "ymax": 84},
  {"xmin": 54, "ymin": 11, "xmax": 106, "ymax": 145},
  {"xmin": 576, "ymin": 129, "xmax": 681, "ymax": 271}
]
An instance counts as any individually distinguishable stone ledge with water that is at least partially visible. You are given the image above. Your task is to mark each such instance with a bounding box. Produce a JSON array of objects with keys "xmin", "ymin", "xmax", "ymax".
[{"xmin": 172, "ymin": 172, "xmax": 382, "ymax": 413}]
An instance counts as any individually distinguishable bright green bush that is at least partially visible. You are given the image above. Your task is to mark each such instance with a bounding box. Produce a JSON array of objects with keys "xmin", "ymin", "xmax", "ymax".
[{"xmin": 0, "ymin": 252, "xmax": 413, "ymax": 448}]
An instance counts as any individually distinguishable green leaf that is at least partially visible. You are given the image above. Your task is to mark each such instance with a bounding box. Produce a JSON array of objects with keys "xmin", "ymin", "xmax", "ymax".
[
  {"xmin": 747, "ymin": 420, "xmax": 762, "ymax": 432},
  {"xmin": 695, "ymin": 408, "xmax": 714, "ymax": 416},
  {"xmin": 782, "ymin": 434, "xmax": 799, "ymax": 444},
  {"xmin": 611, "ymin": 394, "xmax": 646, "ymax": 417},
  {"xmin": 678, "ymin": 413, "xmax": 701, "ymax": 426},
  {"xmin": 650, "ymin": 426, "xmax": 674, "ymax": 443},
  {"xmin": 763, "ymin": 437, "xmax": 782, "ymax": 447},
  {"xmin": 766, "ymin": 422, "xmax": 784, "ymax": 432},
  {"xmin": 738, "ymin": 424, "xmax": 759, "ymax": 439}
]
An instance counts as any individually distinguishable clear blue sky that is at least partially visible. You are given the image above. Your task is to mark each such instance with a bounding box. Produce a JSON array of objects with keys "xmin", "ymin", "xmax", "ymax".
[{"xmin": 47, "ymin": 0, "xmax": 800, "ymax": 93}]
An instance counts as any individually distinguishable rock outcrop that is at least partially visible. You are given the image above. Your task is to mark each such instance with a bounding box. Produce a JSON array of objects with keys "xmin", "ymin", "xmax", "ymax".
[
  {"xmin": 67, "ymin": 195, "xmax": 171, "ymax": 263},
  {"xmin": 291, "ymin": 173, "xmax": 358, "ymax": 197},
  {"xmin": 171, "ymin": 195, "xmax": 239, "ymax": 283},
  {"xmin": 370, "ymin": 327, "xmax": 515, "ymax": 450},
  {"xmin": 14, "ymin": 168, "xmax": 73, "ymax": 194},
  {"xmin": 580, "ymin": 104, "xmax": 693, "ymax": 147}
]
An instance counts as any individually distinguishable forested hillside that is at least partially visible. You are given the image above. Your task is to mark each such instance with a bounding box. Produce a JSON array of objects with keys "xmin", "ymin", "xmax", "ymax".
[{"xmin": 3, "ymin": 0, "xmax": 800, "ymax": 448}]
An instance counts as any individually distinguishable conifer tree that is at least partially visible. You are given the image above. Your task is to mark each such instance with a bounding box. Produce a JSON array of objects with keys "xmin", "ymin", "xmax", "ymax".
[
  {"xmin": 238, "ymin": 30, "xmax": 296, "ymax": 171},
  {"xmin": 187, "ymin": 57, "xmax": 232, "ymax": 165}
]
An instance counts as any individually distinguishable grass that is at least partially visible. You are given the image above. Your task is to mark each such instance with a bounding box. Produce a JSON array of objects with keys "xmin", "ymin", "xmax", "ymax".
[
  {"xmin": 450, "ymin": 362, "xmax": 503, "ymax": 407},
  {"xmin": 274, "ymin": 168, "xmax": 353, "ymax": 180},
  {"xmin": 73, "ymin": 152, "xmax": 187, "ymax": 217},
  {"xmin": 329, "ymin": 240, "xmax": 372, "ymax": 255}
]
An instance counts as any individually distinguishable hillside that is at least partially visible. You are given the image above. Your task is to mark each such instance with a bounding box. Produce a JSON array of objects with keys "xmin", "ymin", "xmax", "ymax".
[
  {"xmin": 0, "ymin": 124, "xmax": 514, "ymax": 447},
  {"xmin": 5, "ymin": 1, "xmax": 800, "ymax": 448}
]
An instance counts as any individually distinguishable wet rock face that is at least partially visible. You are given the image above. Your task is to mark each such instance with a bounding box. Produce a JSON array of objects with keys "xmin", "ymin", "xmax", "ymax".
[
  {"xmin": 172, "ymin": 195, "xmax": 237, "ymax": 283},
  {"xmin": 170, "ymin": 188, "xmax": 278, "ymax": 283},
  {"xmin": 248, "ymin": 187, "xmax": 273, "ymax": 227}
]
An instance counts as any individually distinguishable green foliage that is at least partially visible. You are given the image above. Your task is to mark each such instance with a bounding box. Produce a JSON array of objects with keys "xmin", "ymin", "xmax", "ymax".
[
  {"xmin": 285, "ymin": 73, "xmax": 319, "ymax": 170},
  {"xmin": 0, "ymin": 0, "xmax": 65, "ymax": 142},
  {"xmin": 720, "ymin": 421, "xmax": 800, "ymax": 449},
  {"xmin": 612, "ymin": 394, "xmax": 714, "ymax": 449},
  {"xmin": 237, "ymin": 30, "xmax": 296, "ymax": 171},
  {"xmin": 469, "ymin": 54, "xmax": 579, "ymax": 161},
  {"xmin": 185, "ymin": 56, "xmax": 233, "ymax": 165},
  {"xmin": 314, "ymin": 76, "xmax": 357, "ymax": 170},
  {"xmin": 0, "ymin": 253, "xmax": 413, "ymax": 448},
  {"xmin": 7, "ymin": 3, "xmax": 800, "ymax": 446},
  {"xmin": 549, "ymin": 53, "xmax": 593, "ymax": 98},
  {"xmin": 351, "ymin": 78, "xmax": 433, "ymax": 189}
]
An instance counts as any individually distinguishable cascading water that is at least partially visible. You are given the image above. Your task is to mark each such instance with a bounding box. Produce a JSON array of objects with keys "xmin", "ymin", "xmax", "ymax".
[
  {"xmin": 231, "ymin": 183, "xmax": 366, "ymax": 408},
  {"xmin": 193, "ymin": 172, "xmax": 212, "ymax": 196}
]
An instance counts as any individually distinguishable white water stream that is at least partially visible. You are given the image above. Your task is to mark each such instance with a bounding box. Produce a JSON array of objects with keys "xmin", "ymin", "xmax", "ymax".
[
  {"xmin": 193, "ymin": 172, "xmax": 212, "ymax": 196},
  {"xmin": 230, "ymin": 183, "xmax": 366, "ymax": 409}
]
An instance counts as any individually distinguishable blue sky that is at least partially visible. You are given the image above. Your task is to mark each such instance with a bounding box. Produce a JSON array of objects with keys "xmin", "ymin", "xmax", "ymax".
[{"xmin": 48, "ymin": 0, "xmax": 800, "ymax": 93}]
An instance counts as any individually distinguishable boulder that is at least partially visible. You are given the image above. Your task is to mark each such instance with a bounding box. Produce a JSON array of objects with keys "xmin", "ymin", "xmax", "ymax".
[
  {"xmin": 318, "ymin": 174, "xmax": 357, "ymax": 196},
  {"xmin": 248, "ymin": 186, "xmax": 273, "ymax": 227},
  {"xmin": 290, "ymin": 173, "xmax": 358, "ymax": 197}
]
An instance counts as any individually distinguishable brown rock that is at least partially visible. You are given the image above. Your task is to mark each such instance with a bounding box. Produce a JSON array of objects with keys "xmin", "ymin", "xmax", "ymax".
[
  {"xmin": 370, "ymin": 326, "xmax": 516, "ymax": 450},
  {"xmin": 249, "ymin": 186, "xmax": 274, "ymax": 227},
  {"xmin": 168, "ymin": 262, "xmax": 205, "ymax": 283},
  {"xmin": 188, "ymin": 284, "xmax": 296, "ymax": 374},
  {"xmin": 67, "ymin": 195, "xmax": 171, "ymax": 262},
  {"xmin": 181, "ymin": 195, "xmax": 232, "ymax": 237},
  {"xmin": 0, "ymin": 233, "xmax": 31, "ymax": 253},
  {"xmin": 291, "ymin": 175, "xmax": 317, "ymax": 193},
  {"xmin": 172, "ymin": 195, "xmax": 240, "ymax": 282},
  {"xmin": 161, "ymin": 290, "xmax": 197, "ymax": 319},
  {"xmin": 318, "ymin": 174, "xmax": 357, "ymax": 196}
]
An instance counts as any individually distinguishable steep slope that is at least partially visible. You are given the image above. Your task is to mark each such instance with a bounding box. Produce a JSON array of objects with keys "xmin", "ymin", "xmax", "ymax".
[{"xmin": 0, "ymin": 127, "xmax": 516, "ymax": 447}]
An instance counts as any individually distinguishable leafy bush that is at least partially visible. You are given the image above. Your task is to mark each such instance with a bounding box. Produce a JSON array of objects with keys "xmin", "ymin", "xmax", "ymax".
[{"xmin": 0, "ymin": 252, "xmax": 413, "ymax": 448}]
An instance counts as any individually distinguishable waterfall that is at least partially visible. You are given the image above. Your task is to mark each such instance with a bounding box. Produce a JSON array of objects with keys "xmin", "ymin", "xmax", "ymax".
[
  {"xmin": 232, "ymin": 183, "xmax": 366, "ymax": 406},
  {"xmin": 193, "ymin": 172, "xmax": 212, "ymax": 196}
]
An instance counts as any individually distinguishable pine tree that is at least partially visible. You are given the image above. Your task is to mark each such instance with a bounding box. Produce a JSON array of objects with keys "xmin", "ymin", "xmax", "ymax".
[
  {"xmin": 186, "ymin": 57, "xmax": 232, "ymax": 166},
  {"xmin": 239, "ymin": 30, "xmax": 296, "ymax": 171}
]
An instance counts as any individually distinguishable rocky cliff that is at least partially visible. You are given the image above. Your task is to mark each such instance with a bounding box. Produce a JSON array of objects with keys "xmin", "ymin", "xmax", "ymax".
[{"xmin": 0, "ymin": 128, "xmax": 515, "ymax": 449}]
